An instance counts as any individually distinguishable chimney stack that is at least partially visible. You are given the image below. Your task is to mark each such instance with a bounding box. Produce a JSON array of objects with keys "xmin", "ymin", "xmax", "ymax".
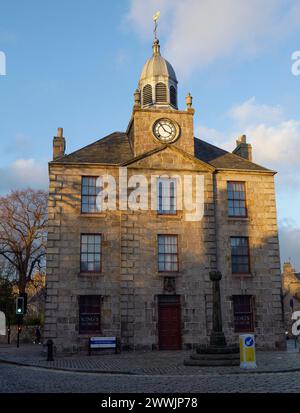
[
  {"xmin": 232, "ymin": 134, "xmax": 252, "ymax": 161},
  {"xmin": 53, "ymin": 127, "xmax": 66, "ymax": 160}
]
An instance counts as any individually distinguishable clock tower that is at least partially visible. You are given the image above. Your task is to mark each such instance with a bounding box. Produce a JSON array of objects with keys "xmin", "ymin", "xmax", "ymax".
[{"xmin": 127, "ymin": 36, "xmax": 195, "ymax": 157}]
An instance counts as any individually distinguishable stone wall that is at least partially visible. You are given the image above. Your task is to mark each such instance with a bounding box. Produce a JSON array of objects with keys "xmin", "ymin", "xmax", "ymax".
[
  {"xmin": 131, "ymin": 107, "xmax": 195, "ymax": 157},
  {"xmin": 44, "ymin": 148, "xmax": 285, "ymax": 352},
  {"xmin": 214, "ymin": 171, "xmax": 285, "ymax": 349}
]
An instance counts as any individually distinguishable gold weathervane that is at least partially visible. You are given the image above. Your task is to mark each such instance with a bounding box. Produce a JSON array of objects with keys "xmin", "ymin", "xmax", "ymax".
[{"xmin": 153, "ymin": 11, "xmax": 161, "ymax": 40}]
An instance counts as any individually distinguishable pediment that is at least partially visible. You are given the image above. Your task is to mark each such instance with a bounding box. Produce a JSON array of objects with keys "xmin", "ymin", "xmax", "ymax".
[{"xmin": 121, "ymin": 145, "xmax": 215, "ymax": 172}]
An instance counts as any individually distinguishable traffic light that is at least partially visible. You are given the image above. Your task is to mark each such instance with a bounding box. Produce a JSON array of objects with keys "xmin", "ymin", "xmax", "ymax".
[{"xmin": 16, "ymin": 297, "xmax": 25, "ymax": 315}]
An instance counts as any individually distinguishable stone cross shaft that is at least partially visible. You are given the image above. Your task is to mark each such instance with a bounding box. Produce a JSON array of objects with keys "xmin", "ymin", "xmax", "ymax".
[{"xmin": 209, "ymin": 271, "xmax": 227, "ymax": 347}]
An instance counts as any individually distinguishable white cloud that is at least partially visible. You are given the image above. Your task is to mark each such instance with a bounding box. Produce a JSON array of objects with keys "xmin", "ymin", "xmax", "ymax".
[
  {"xmin": 199, "ymin": 98, "xmax": 300, "ymax": 170},
  {"xmin": 246, "ymin": 121, "xmax": 300, "ymax": 167},
  {"xmin": 126, "ymin": 0, "xmax": 300, "ymax": 76},
  {"xmin": 229, "ymin": 97, "xmax": 284, "ymax": 128},
  {"xmin": 0, "ymin": 159, "xmax": 48, "ymax": 194}
]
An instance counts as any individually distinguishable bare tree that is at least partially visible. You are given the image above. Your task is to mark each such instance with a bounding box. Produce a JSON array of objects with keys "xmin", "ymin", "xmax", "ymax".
[{"xmin": 0, "ymin": 189, "xmax": 47, "ymax": 295}]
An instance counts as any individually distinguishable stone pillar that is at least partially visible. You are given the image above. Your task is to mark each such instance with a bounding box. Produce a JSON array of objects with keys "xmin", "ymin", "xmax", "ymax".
[{"xmin": 209, "ymin": 271, "xmax": 226, "ymax": 347}]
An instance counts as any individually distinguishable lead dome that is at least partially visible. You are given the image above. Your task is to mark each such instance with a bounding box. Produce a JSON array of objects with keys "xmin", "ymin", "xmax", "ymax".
[{"xmin": 137, "ymin": 39, "xmax": 178, "ymax": 109}]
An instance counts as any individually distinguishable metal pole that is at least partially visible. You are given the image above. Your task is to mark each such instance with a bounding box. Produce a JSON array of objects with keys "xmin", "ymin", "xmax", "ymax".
[
  {"xmin": 17, "ymin": 323, "xmax": 20, "ymax": 348},
  {"xmin": 16, "ymin": 315, "xmax": 22, "ymax": 348}
]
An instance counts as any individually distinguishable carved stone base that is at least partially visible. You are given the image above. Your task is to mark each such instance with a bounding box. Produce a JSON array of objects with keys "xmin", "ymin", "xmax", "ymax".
[
  {"xmin": 209, "ymin": 331, "xmax": 227, "ymax": 347},
  {"xmin": 184, "ymin": 343, "xmax": 240, "ymax": 366},
  {"xmin": 196, "ymin": 345, "xmax": 239, "ymax": 355},
  {"xmin": 184, "ymin": 346, "xmax": 240, "ymax": 367}
]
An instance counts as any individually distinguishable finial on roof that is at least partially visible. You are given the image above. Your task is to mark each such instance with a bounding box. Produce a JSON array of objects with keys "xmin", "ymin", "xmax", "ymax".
[
  {"xmin": 186, "ymin": 92, "xmax": 193, "ymax": 108},
  {"xmin": 153, "ymin": 11, "xmax": 160, "ymax": 40},
  {"xmin": 152, "ymin": 11, "xmax": 161, "ymax": 56}
]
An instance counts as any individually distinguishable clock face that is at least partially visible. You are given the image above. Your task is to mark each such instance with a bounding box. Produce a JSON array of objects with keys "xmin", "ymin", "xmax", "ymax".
[{"xmin": 153, "ymin": 118, "xmax": 180, "ymax": 143}]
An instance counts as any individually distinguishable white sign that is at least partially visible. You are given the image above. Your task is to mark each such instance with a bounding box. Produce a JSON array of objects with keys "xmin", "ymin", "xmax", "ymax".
[
  {"xmin": 90, "ymin": 337, "xmax": 116, "ymax": 349},
  {"xmin": 0, "ymin": 311, "xmax": 6, "ymax": 335}
]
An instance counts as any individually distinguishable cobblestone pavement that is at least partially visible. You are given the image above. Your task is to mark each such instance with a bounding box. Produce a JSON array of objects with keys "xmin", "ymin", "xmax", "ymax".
[
  {"xmin": 0, "ymin": 344, "xmax": 299, "ymax": 376},
  {"xmin": 1, "ymin": 363, "xmax": 300, "ymax": 393}
]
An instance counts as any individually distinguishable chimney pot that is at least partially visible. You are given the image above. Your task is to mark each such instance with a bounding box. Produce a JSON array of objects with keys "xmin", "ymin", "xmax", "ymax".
[
  {"xmin": 57, "ymin": 127, "xmax": 63, "ymax": 138},
  {"xmin": 53, "ymin": 127, "xmax": 66, "ymax": 160},
  {"xmin": 232, "ymin": 134, "xmax": 252, "ymax": 161}
]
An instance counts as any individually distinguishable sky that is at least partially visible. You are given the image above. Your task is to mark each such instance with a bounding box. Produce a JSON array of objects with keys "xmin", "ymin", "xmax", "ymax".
[{"xmin": 0, "ymin": 0, "xmax": 300, "ymax": 269}]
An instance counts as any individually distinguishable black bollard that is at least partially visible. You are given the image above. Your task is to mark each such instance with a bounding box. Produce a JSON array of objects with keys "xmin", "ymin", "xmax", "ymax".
[
  {"xmin": 47, "ymin": 339, "xmax": 54, "ymax": 361},
  {"xmin": 17, "ymin": 325, "xmax": 21, "ymax": 348},
  {"xmin": 115, "ymin": 337, "xmax": 121, "ymax": 354}
]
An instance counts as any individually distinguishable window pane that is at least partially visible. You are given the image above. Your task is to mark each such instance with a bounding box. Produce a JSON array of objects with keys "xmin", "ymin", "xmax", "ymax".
[
  {"xmin": 233, "ymin": 295, "xmax": 254, "ymax": 332},
  {"xmin": 81, "ymin": 176, "xmax": 103, "ymax": 213},
  {"xmin": 79, "ymin": 295, "xmax": 101, "ymax": 334},
  {"xmin": 80, "ymin": 234, "xmax": 101, "ymax": 272},
  {"xmin": 227, "ymin": 182, "xmax": 246, "ymax": 217},
  {"xmin": 157, "ymin": 178, "xmax": 177, "ymax": 214},
  {"xmin": 230, "ymin": 237, "xmax": 250, "ymax": 274},
  {"xmin": 157, "ymin": 235, "xmax": 178, "ymax": 271}
]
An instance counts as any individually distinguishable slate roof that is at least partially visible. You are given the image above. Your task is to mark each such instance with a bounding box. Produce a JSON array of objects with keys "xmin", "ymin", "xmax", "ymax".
[
  {"xmin": 193, "ymin": 138, "xmax": 271, "ymax": 172},
  {"xmin": 52, "ymin": 132, "xmax": 133, "ymax": 165},
  {"xmin": 51, "ymin": 132, "xmax": 273, "ymax": 173}
]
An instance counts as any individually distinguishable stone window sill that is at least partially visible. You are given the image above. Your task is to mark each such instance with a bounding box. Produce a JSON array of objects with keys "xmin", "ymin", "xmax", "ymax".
[
  {"xmin": 78, "ymin": 333, "xmax": 102, "ymax": 338},
  {"xmin": 232, "ymin": 273, "xmax": 253, "ymax": 278},
  {"xmin": 78, "ymin": 272, "xmax": 103, "ymax": 277},
  {"xmin": 156, "ymin": 214, "xmax": 183, "ymax": 220},
  {"xmin": 80, "ymin": 213, "xmax": 106, "ymax": 218},
  {"xmin": 227, "ymin": 217, "xmax": 250, "ymax": 222},
  {"xmin": 157, "ymin": 272, "xmax": 183, "ymax": 277}
]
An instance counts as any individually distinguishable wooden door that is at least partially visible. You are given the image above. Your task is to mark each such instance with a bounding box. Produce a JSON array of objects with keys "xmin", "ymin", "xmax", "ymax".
[{"xmin": 158, "ymin": 295, "xmax": 181, "ymax": 350}]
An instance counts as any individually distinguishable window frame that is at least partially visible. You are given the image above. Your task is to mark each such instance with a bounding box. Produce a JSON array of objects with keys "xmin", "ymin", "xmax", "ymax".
[
  {"xmin": 230, "ymin": 236, "xmax": 251, "ymax": 275},
  {"xmin": 227, "ymin": 181, "xmax": 248, "ymax": 218},
  {"xmin": 157, "ymin": 234, "xmax": 179, "ymax": 273},
  {"xmin": 232, "ymin": 295, "xmax": 255, "ymax": 333},
  {"xmin": 157, "ymin": 177, "xmax": 177, "ymax": 216},
  {"xmin": 81, "ymin": 176, "xmax": 103, "ymax": 214},
  {"xmin": 80, "ymin": 233, "xmax": 102, "ymax": 274},
  {"xmin": 79, "ymin": 295, "xmax": 101, "ymax": 335}
]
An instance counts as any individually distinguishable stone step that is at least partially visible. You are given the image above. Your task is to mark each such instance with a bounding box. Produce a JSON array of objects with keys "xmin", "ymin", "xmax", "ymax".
[
  {"xmin": 197, "ymin": 345, "xmax": 239, "ymax": 355},
  {"xmin": 184, "ymin": 358, "xmax": 240, "ymax": 367},
  {"xmin": 190, "ymin": 353, "xmax": 240, "ymax": 361}
]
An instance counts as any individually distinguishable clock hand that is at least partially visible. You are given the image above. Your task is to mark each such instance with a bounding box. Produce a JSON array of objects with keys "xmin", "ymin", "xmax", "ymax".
[{"xmin": 160, "ymin": 124, "xmax": 171, "ymax": 133}]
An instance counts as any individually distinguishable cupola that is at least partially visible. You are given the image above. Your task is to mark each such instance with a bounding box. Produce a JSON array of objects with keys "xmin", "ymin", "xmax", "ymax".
[{"xmin": 137, "ymin": 38, "xmax": 178, "ymax": 110}]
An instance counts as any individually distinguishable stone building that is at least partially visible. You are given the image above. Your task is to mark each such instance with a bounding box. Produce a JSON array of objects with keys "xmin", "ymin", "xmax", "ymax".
[
  {"xmin": 44, "ymin": 36, "xmax": 285, "ymax": 353},
  {"xmin": 282, "ymin": 261, "xmax": 300, "ymax": 334}
]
